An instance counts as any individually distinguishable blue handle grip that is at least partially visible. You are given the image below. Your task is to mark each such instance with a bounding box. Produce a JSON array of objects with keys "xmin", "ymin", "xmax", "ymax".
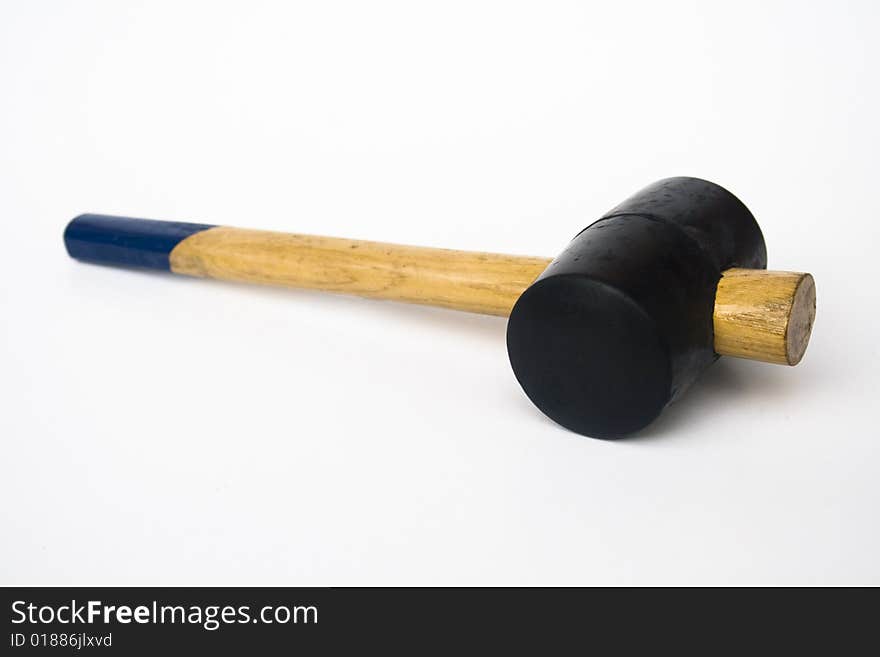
[{"xmin": 64, "ymin": 214, "xmax": 216, "ymax": 271}]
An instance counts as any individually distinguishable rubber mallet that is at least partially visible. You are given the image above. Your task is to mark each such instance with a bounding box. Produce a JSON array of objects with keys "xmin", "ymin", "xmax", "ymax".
[{"xmin": 64, "ymin": 177, "xmax": 815, "ymax": 438}]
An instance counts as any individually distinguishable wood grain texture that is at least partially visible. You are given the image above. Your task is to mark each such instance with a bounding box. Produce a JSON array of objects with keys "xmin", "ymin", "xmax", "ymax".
[
  {"xmin": 713, "ymin": 269, "xmax": 816, "ymax": 365},
  {"xmin": 171, "ymin": 227, "xmax": 816, "ymax": 366},
  {"xmin": 170, "ymin": 226, "xmax": 552, "ymax": 316}
]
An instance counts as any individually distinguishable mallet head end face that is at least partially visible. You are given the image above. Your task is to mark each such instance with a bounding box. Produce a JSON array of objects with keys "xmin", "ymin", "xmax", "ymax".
[{"xmin": 507, "ymin": 276, "xmax": 671, "ymax": 439}]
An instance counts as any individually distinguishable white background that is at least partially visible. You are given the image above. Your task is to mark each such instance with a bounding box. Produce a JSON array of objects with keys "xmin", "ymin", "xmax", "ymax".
[{"xmin": 2, "ymin": 0, "xmax": 878, "ymax": 585}]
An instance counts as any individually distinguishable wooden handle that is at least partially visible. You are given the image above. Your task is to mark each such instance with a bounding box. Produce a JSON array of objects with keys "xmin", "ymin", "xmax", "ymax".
[
  {"xmin": 171, "ymin": 227, "xmax": 815, "ymax": 365},
  {"xmin": 713, "ymin": 269, "xmax": 816, "ymax": 365},
  {"xmin": 64, "ymin": 217, "xmax": 815, "ymax": 366},
  {"xmin": 169, "ymin": 226, "xmax": 552, "ymax": 316}
]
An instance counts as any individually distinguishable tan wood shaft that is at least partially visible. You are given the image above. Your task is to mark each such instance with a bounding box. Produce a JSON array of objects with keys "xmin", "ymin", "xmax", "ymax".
[
  {"xmin": 169, "ymin": 226, "xmax": 815, "ymax": 365},
  {"xmin": 713, "ymin": 269, "xmax": 815, "ymax": 365},
  {"xmin": 170, "ymin": 227, "xmax": 552, "ymax": 316}
]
